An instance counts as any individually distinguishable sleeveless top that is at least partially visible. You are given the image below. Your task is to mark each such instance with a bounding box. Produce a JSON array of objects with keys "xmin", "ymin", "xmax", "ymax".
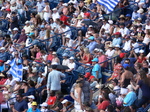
[{"xmin": 74, "ymin": 89, "xmax": 84, "ymax": 110}]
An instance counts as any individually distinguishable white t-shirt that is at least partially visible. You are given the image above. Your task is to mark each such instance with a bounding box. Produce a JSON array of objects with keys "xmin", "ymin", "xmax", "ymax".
[
  {"xmin": 119, "ymin": 27, "xmax": 130, "ymax": 37},
  {"xmin": 132, "ymin": 42, "xmax": 139, "ymax": 53},
  {"xmin": 101, "ymin": 23, "xmax": 110, "ymax": 31},
  {"xmin": 123, "ymin": 40, "xmax": 131, "ymax": 51},
  {"xmin": 68, "ymin": 62, "xmax": 76, "ymax": 70},
  {"xmin": 62, "ymin": 59, "xmax": 69, "ymax": 66},
  {"xmin": 105, "ymin": 49, "xmax": 115, "ymax": 58}
]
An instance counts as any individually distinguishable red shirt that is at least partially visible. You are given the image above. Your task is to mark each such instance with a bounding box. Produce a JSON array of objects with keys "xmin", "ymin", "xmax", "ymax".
[
  {"xmin": 47, "ymin": 96, "xmax": 57, "ymax": 105},
  {"xmin": 137, "ymin": 57, "xmax": 146, "ymax": 63},
  {"xmin": 97, "ymin": 100, "xmax": 110, "ymax": 110},
  {"xmin": 47, "ymin": 54, "xmax": 53, "ymax": 61},
  {"xmin": 60, "ymin": 15, "xmax": 69, "ymax": 26}
]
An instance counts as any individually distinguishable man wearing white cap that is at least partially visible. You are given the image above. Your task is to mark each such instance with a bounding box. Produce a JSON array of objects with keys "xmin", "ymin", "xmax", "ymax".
[
  {"xmin": 40, "ymin": 102, "xmax": 48, "ymax": 112},
  {"xmin": 23, "ymin": 21, "xmax": 33, "ymax": 34},
  {"xmin": 52, "ymin": 8, "xmax": 60, "ymax": 22},
  {"xmin": 12, "ymin": 27, "xmax": 20, "ymax": 42},
  {"xmin": 27, "ymin": 95, "xmax": 35, "ymax": 108},
  {"xmin": 67, "ymin": 57, "xmax": 76, "ymax": 72}
]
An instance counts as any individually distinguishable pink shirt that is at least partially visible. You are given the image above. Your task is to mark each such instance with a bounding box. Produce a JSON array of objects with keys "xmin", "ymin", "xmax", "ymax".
[
  {"xmin": 98, "ymin": 55, "xmax": 107, "ymax": 68},
  {"xmin": 35, "ymin": 52, "xmax": 42, "ymax": 62}
]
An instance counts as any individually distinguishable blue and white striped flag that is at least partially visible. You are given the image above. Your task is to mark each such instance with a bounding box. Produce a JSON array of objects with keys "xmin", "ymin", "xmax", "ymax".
[
  {"xmin": 8, "ymin": 59, "xmax": 23, "ymax": 81},
  {"xmin": 97, "ymin": 0, "xmax": 120, "ymax": 12}
]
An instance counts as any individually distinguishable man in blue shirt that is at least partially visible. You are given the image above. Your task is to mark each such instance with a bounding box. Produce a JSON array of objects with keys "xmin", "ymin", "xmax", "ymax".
[
  {"xmin": 47, "ymin": 65, "xmax": 65, "ymax": 93},
  {"xmin": 91, "ymin": 58, "xmax": 102, "ymax": 80},
  {"xmin": 14, "ymin": 94, "xmax": 28, "ymax": 112},
  {"xmin": 86, "ymin": 36, "xmax": 97, "ymax": 53}
]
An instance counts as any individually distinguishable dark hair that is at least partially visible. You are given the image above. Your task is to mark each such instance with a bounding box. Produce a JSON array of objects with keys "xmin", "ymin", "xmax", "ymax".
[
  {"xmin": 107, "ymin": 105, "xmax": 115, "ymax": 112},
  {"xmin": 102, "ymin": 92, "xmax": 110, "ymax": 100},
  {"xmin": 139, "ymin": 70, "xmax": 150, "ymax": 86},
  {"xmin": 123, "ymin": 106, "xmax": 131, "ymax": 112},
  {"xmin": 28, "ymin": 80, "xmax": 35, "ymax": 87},
  {"xmin": 116, "ymin": 57, "xmax": 122, "ymax": 64}
]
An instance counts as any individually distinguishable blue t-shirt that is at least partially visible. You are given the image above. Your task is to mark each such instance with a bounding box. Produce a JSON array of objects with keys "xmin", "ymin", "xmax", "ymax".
[
  {"xmin": 14, "ymin": 100, "xmax": 28, "ymax": 112},
  {"xmin": 123, "ymin": 91, "xmax": 137, "ymax": 106},
  {"xmin": 92, "ymin": 63, "xmax": 102, "ymax": 79},
  {"xmin": 27, "ymin": 108, "xmax": 41, "ymax": 112}
]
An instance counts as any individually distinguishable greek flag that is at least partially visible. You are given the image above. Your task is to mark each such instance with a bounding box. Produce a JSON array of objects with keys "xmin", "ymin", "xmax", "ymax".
[
  {"xmin": 97, "ymin": 0, "xmax": 120, "ymax": 12},
  {"xmin": 8, "ymin": 59, "xmax": 23, "ymax": 81}
]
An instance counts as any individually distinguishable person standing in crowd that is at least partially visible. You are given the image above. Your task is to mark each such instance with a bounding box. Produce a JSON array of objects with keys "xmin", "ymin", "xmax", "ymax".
[
  {"xmin": 10, "ymin": 11, "xmax": 19, "ymax": 30},
  {"xmin": 91, "ymin": 58, "xmax": 102, "ymax": 82},
  {"xmin": 47, "ymin": 65, "xmax": 65, "ymax": 95}
]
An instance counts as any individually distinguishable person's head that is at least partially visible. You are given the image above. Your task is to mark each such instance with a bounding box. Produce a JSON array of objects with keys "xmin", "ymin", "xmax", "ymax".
[
  {"xmin": 102, "ymin": 19, "xmax": 107, "ymax": 24},
  {"xmin": 28, "ymin": 95, "xmax": 35, "ymax": 102},
  {"xmin": 123, "ymin": 106, "xmax": 131, "ymax": 112},
  {"xmin": 11, "ymin": 11, "xmax": 16, "ymax": 16},
  {"xmin": 14, "ymin": 51, "xmax": 19, "ymax": 58},
  {"xmin": 16, "ymin": 94, "xmax": 23, "ymax": 102},
  {"xmin": 28, "ymin": 80, "xmax": 35, "ymax": 88},
  {"xmin": 139, "ymin": 50, "xmax": 144, "ymax": 56},
  {"xmin": 92, "ymin": 58, "xmax": 98, "ymax": 65},
  {"xmin": 52, "ymin": 52, "xmax": 57, "ymax": 58},
  {"xmin": 145, "ymin": 29, "xmax": 150, "ymax": 35},
  {"xmin": 102, "ymin": 92, "xmax": 109, "ymax": 100},
  {"xmin": 21, "ymin": 29, "xmax": 25, "ymax": 34},
  {"xmin": 119, "ymin": 23, "xmax": 125, "ymax": 28},
  {"xmin": 78, "ymin": 74, "xmax": 85, "ymax": 81},
  {"xmin": 40, "ymin": 102, "xmax": 48, "ymax": 109},
  {"xmin": 50, "ymin": 90, "xmax": 55, "ymax": 96},
  {"xmin": 31, "ymin": 102, "xmax": 38, "ymax": 110},
  {"xmin": 13, "ymin": 28, "xmax": 18, "ymax": 34},
  {"xmin": 125, "ymin": 14, "xmax": 131, "ymax": 20},
  {"xmin": 112, "ymin": 79, "xmax": 118, "ymax": 86},
  {"xmin": 44, "ymin": 0, "xmax": 49, "ymax": 5},
  {"xmin": 62, "ymin": 53, "xmax": 68, "ymax": 59},
  {"xmin": 114, "ymin": 32, "xmax": 121, "ymax": 38},
  {"xmin": 69, "ymin": 57, "xmax": 74, "ymax": 63},
  {"xmin": 127, "ymin": 85, "xmax": 133, "ymax": 92},
  {"xmin": 88, "ymin": 36, "xmax": 94, "ymax": 42},
  {"xmin": 7, "ymin": 74, "xmax": 12, "ymax": 80},
  {"xmin": 142, "ymin": 60, "xmax": 149, "ymax": 68},
  {"xmin": 105, "ymin": 105, "xmax": 115, "ymax": 112},
  {"xmin": 51, "ymin": 65, "xmax": 57, "ymax": 70},
  {"xmin": 75, "ymin": 79, "xmax": 83, "ymax": 88},
  {"xmin": 84, "ymin": 48, "xmax": 90, "ymax": 54},
  {"xmin": 129, "ymin": 105, "xmax": 137, "ymax": 112}
]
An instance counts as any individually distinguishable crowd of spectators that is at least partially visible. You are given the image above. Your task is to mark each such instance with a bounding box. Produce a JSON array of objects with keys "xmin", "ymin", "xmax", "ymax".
[{"xmin": 0, "ymin": 0, "xmax": 150, "ymax": 112}]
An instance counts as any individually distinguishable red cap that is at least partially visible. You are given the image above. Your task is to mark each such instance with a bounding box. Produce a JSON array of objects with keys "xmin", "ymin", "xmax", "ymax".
[
  {"xmin": 84, "ymin": 72, "xmax": 91, "ymax": 78},
  {"xmin": 0, "ymin": 60, "xmax": 4, "ymax": 63},
  {"xmin": 6, "ymin": 8, "xmax": 11, "ymax": 12},
  {"xmin": 120, "ymin": 53, "xmax": 126, "ymax": 58},
  {"xmin": 84, "ymin": 12, "xmax": 90, "ymax": 17},
  {"xmin": 114, "ymin": 32, "xmax": 121, "ymax": 35},
  {"xmin": 88, "ymin": 75, "xmax": 95, "ymax": 81}
]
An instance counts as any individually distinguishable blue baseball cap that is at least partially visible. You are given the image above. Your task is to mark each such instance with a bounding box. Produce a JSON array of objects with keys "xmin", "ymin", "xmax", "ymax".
[
  {"xmin": 91, "ymin": 58, "xmax": 99, "ymax": 62},
  {"xmin": 88, "ymin": 36, "xmax": 94, "ymax": 40},
  {"xmin": 62, "ymin": 53, "xmax": 68, "ymax": 57},
  {"xmin": 40, "ymin": 25, "xmax": 45, "ymax": 28},
  {"xmin": 29, "ymin": 32, "xmax": 35, "ymax": 36},
  {"xmin": 123, "ymin": 63, "xmax": 130, "ymax": 69},
  {"xmin": 126, "ymin": 14, "xmax": 131, "ymax": 17}
]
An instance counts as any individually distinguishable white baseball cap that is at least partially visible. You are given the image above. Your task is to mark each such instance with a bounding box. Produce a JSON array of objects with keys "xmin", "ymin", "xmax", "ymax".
[
  {"xmin": 61, "ymin": 99, "xmax": 68, "ymax": 104},
  {"xmin": 139, "ymin": 50, "xmax": 144, "ymax": 53},
  {"xmin": 40, "ymin": 102, "xmax": 48, "ymax": 107},
  {"xmin": 13, "ymin": 27, "xmax": 18, "ymax": 31},
  {"xmin": 28, "ymin": 95, "xmax": 35, "ymax": 99},
  {"xmin": 69, "ymin": 57, "xmax": 74, "ymax": 60}
]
